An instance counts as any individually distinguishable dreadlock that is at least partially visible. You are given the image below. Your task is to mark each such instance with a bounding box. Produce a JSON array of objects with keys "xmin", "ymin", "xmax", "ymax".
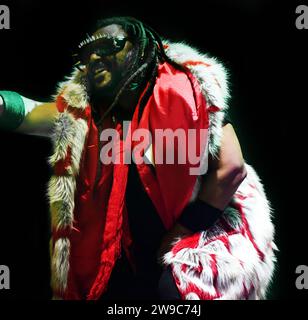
[{"xmin": 92, "ymin": 16, "xmax": 185, "ymax": 122}]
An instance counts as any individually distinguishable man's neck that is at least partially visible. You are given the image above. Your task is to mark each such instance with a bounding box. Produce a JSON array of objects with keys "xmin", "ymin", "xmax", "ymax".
[{"xmin": 91, "ymin": 85, "xmax": 143, "ymax": 122}]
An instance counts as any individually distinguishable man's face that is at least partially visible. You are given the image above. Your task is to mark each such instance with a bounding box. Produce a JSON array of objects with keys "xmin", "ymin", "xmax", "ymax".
[{"xmin": 79, "ymin": 24, "xmax": 134, "ymax": 98}]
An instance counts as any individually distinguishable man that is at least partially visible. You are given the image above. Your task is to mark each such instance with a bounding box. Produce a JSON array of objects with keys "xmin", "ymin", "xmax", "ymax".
[{"xmin": 0, "ymin": 17, "xmax": 276, "ymax": 300}]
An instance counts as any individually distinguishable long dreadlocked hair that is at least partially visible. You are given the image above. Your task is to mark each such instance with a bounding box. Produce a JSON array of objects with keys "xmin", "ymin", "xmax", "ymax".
[{"xmin": 89, "ymin": 16, "xmax": 185, "ymax": 122}]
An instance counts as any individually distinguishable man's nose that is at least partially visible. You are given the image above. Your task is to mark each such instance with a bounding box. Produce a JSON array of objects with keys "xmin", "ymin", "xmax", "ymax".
[{"xmin": 89, "ymin": 52, "xmax": 101, "ymax": 63}]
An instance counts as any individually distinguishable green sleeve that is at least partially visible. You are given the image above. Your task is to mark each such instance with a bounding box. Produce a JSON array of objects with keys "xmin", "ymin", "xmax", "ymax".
[{"xmin": 0, "ymin": 91, "xmax": 25, "ymax": 130}]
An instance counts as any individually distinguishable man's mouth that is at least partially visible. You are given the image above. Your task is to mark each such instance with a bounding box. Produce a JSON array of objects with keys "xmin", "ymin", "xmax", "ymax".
[{"xmin": 91, "ymin": 61, "xmax": 109, "ymax": 77}]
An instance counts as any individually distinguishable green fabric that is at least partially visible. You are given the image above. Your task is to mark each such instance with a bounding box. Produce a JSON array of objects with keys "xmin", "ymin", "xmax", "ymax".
[{"xmin": 0, "ymin": 91, "xmax": 25, "ymax": 130}]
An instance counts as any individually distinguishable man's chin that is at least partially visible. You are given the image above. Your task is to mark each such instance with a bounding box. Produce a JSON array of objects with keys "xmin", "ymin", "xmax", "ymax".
[
  {"xmin": 90, "ymin": 76, "xmax": 114, "ymax": 94},
  {"xmin": 90, "ymin": 82, "xmax": 116, "ymax": 101},
  {"xmin": 88, "ymin": 73, "xmax": 123, "ymax": 100}
]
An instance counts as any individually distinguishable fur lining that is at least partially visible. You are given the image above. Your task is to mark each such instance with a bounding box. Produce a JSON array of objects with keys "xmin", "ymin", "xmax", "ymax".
[
  {"xmin": 163, "ymin": 164, "xmax": 276, "ymax": 300},
  {"xmin": 51, "ymin": 238, "xmax": 70, "ymax": 293},
  {"xmin": 48, "ymin": 80, "xmax": 90, "ymax": 295},
  {"xmin": 49, "ymin": 111, "xmax": 76, "ymax": 166},
  {"xmin": 48, "ymin": 176, "xmax": 76, "ymax": 229},
  {"xmin": 62, "ymin": 82, "xmax": 88, "ymax": 110}
]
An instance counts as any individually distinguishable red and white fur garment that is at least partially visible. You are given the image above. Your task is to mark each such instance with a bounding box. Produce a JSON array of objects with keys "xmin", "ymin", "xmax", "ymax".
[
  {"xmin": 49, "ymin": 41, "xmax": 277, "ymax": 299},
  {"xmin": 163, "ymin": 164, "xmax": 276, "ymax": 300}
]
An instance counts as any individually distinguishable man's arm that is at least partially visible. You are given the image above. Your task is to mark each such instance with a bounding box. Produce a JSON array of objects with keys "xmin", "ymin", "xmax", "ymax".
[
  {"xmin": 0, "ymin": 91, "xmax": 57, "ymax": 137},
  {"xmin": 158, "ymin": 123, "xmax": 247, "ymax": 260},
  {"xmin": 198, "ymin": 123, "xmax": 247, "ymax": 210}
]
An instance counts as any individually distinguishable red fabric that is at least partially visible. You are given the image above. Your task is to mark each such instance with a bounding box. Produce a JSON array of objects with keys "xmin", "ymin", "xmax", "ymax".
[
  {"xmin": 56, "ymin": 62, "xmax": 211, "ymax": 299},
  {"xmin": 64, "ymin": 113, "xmax": 115, "ymax": 299},
  {"xmin": 54, "ymin": 147, "xmax": 72, "ymax": 176},
  {"xmin": 135, "ymin": 63, "xmax": 210, "ymax": 230}
]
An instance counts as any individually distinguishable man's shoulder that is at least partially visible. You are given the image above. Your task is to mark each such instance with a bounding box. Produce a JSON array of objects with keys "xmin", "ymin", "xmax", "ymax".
[
  {"xmin": 150, "ymin": 62, "xmax": 202, "ymax": 125},
  {"xmin": 155, "ymin": 62, "xmax": 195, "ymax": 102},
  {"xmin": 163, "ymin": 41, "xmax": 230, "ymax": 112}
]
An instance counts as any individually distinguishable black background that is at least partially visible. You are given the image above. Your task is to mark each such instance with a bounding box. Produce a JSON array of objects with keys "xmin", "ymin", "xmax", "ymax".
[{"xmin": 0, "ymin": 0, "xmax": 306, "ymax": 301}]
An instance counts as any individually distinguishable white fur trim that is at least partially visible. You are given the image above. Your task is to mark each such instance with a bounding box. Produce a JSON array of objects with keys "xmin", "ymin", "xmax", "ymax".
[
  {"xmin": 48, "ymin": 79, "xmax": 89, "ymax": 294},
  {"xmin": 164, "ymin": 164, "xmax": 276, "ymax": 300},
  {"xmin": 49, "ymin": 111, "xmax": 76, "ymax": 166},
  {"xmin": 53, "ymin": 69, "xmax": 88, "ymax": 107},
  {"xmin": 70, "ymin": 118, "xmax": 89, "ymax": 174},
  {"xmin": 62, "ymin": 82, "xmax": 88, "ymax": 110},
  {"xmin": 51, "ymin": 238, "xmax": 70, "ymax": 293},
  {"xmin": 48, "ymin": 176, "xmax": 76, "ymax": 230}
]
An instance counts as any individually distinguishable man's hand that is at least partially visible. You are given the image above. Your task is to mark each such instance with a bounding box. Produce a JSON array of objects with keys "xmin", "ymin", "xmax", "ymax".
[{"xmin": 157, "ymin": 222, "xmax": 193, "ymax": 265}]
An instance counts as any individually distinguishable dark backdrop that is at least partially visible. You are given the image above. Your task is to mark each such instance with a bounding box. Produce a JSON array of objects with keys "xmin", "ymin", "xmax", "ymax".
[{"xmin": 0, "ymin": 0, "xmax": 306, "ymax": 300}]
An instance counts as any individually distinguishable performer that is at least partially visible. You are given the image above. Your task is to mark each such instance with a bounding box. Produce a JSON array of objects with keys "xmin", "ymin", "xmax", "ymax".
[{"xmin": 0, "ymin": 17, "xmax": 276, "ymax": 300}]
